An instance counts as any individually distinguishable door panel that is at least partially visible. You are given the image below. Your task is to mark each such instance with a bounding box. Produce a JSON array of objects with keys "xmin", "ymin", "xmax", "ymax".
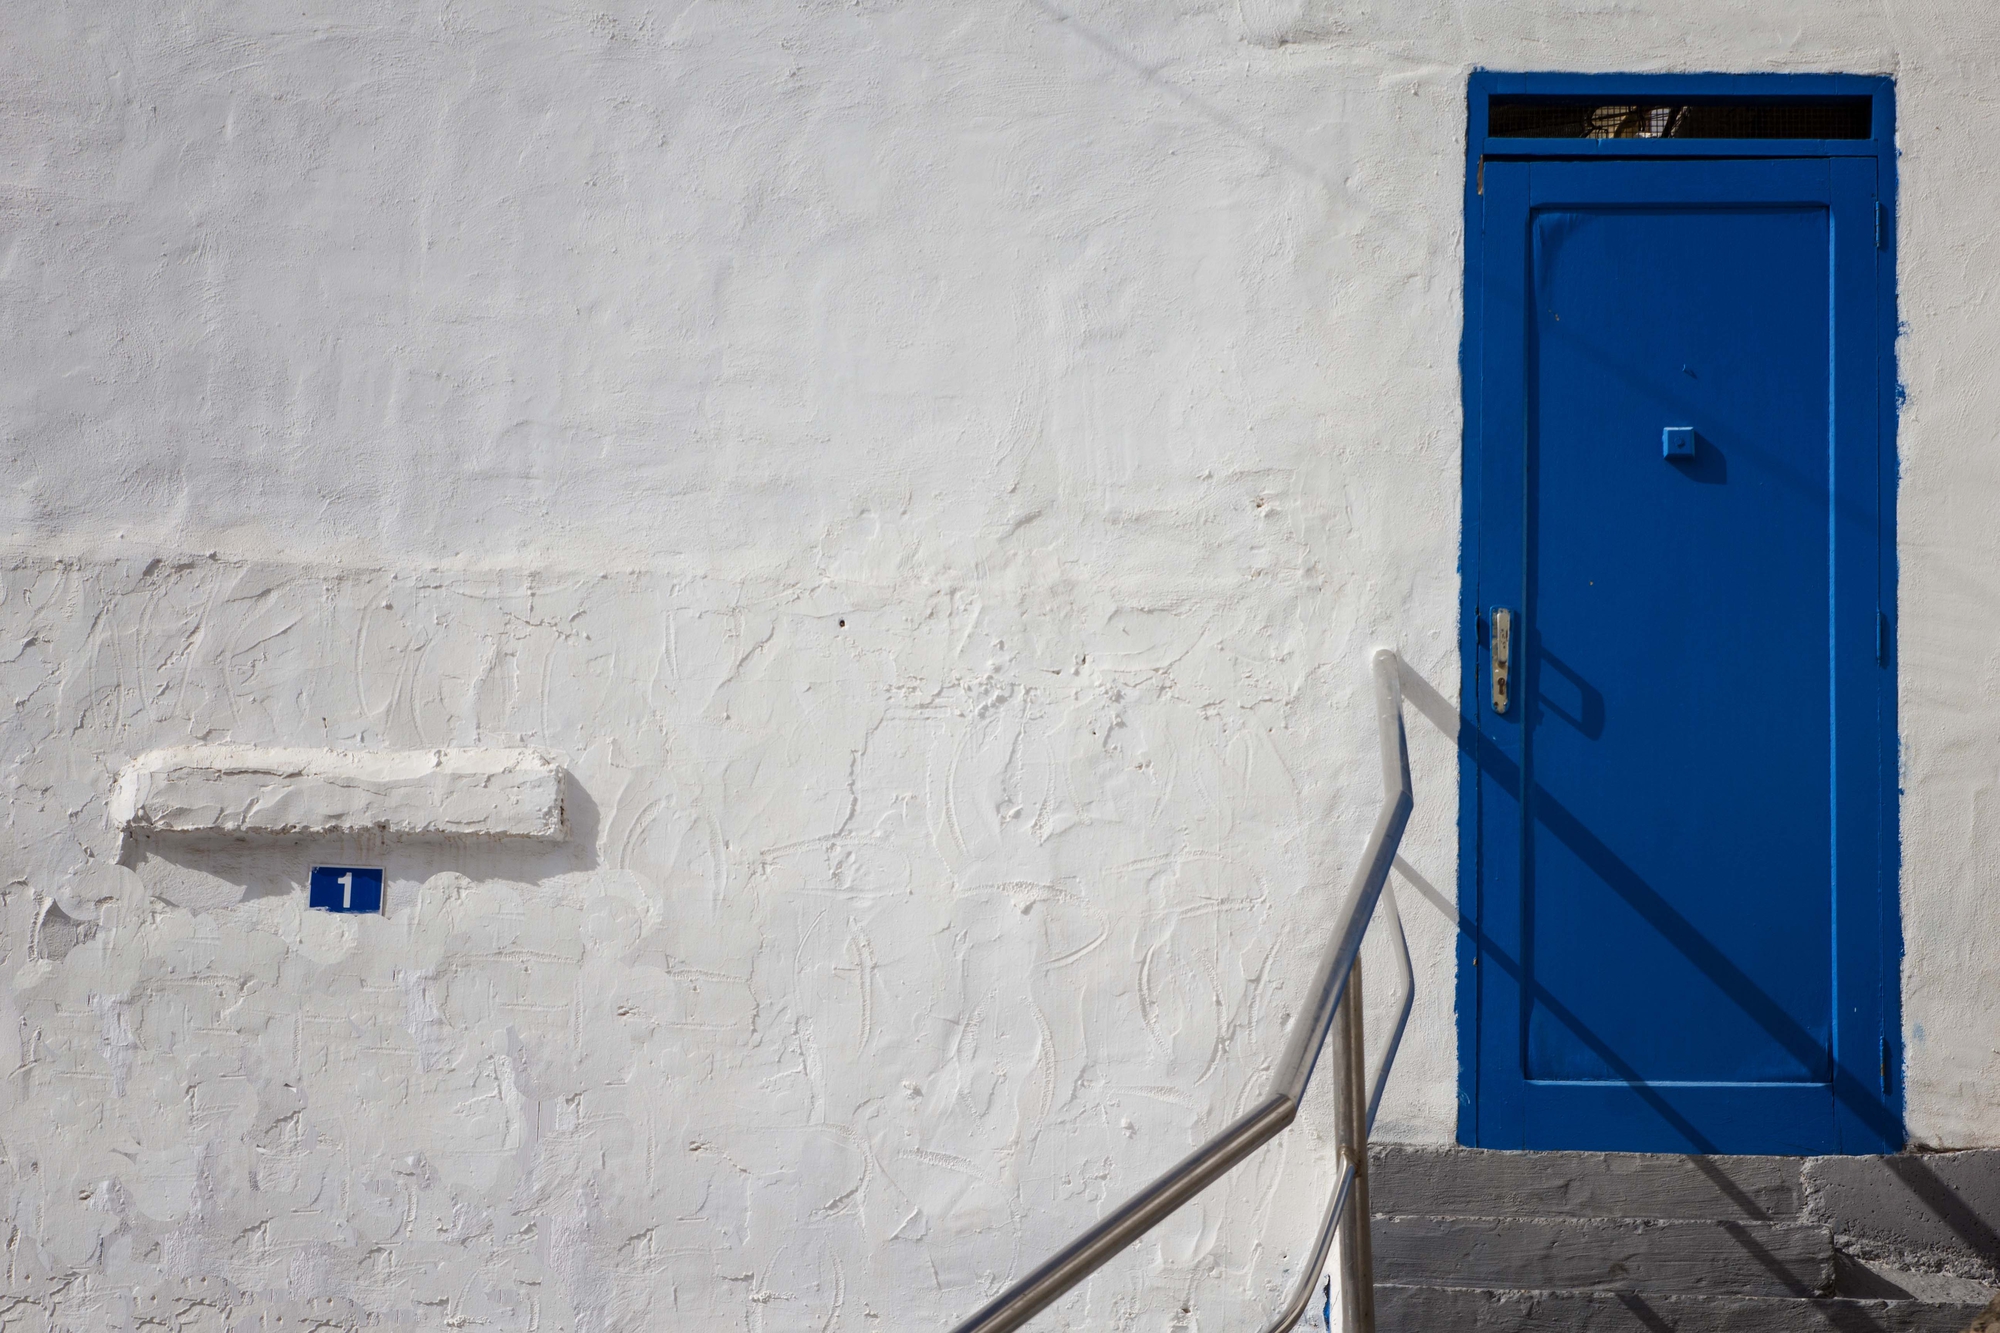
[
  {"xmin": 1526, "ymin": 201, "xmax": 1832, "ymax": 1087},
  {"xmin": 1471, "ymin": 157, "xmax": 1896, "ymax": 1154}
]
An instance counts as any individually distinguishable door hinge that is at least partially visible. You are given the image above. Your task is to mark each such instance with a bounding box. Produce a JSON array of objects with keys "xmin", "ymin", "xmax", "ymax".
[
  {"xmin": 1875, "ymin": 201, "xmax": 1886, "ymax": 249},
  {"xmin": 1881, "ymin": 1036, "xmax": 1893, "ymax": 1095},
  {"xmin": 1877, "ymin": 609, "xmax": 1891, "ymax": 666}
]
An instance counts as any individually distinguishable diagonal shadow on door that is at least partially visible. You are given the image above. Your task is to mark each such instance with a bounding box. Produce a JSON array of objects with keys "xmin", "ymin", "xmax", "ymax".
[{"xmin": 1396, "ymin": 661, "xmax": 1899, "ymax": 1148}]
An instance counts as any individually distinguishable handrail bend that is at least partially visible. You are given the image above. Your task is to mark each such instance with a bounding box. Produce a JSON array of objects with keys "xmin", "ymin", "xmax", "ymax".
[{"xmin": 948, "ymin": 649, "xmax": 1414, "ymax": 1333}]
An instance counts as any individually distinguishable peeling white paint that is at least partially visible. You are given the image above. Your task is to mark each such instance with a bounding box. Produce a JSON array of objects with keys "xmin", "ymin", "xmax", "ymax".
[{"xmin": 2, "ymin": 0, "xmax": 1997, "ymax": 1328}]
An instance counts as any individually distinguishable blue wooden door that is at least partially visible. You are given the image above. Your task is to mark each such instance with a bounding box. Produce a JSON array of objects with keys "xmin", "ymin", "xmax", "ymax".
[{"xmin": 1470, "ymin": 157, "xmax": 1899, "ymax": 1153}]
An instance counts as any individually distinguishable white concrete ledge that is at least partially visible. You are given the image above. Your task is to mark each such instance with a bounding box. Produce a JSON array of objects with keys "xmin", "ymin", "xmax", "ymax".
[{"xmin": 110, "ymin": 746, "xmax": 567, "ymax": 840}]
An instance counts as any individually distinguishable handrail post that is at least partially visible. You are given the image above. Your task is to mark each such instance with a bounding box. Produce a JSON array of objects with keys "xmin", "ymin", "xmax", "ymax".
[{"xmin": 1331, "ymin": 955, "xmax": 1376, "ymax": 1333}]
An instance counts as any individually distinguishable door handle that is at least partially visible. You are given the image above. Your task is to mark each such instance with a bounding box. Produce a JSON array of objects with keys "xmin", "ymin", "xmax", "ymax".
[{"xmin": 1491, "ymin": 607, "xmax": 1513, "ymax": 714}]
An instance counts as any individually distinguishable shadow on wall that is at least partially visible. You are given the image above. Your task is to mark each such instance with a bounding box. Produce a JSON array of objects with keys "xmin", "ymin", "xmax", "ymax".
[{"xmin": 116, "ymin": 770, "xmax": 602, "ymax": 914}]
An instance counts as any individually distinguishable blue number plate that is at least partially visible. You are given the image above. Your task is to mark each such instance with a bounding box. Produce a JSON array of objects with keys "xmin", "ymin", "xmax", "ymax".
[{"xmin": 309, "ymin": 866, "xmax": 384, "ymax": 914}]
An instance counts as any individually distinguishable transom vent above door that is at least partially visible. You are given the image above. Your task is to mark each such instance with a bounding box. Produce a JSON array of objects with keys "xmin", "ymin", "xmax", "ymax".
[{"xmin": 1489, "ymin": 97, "xmax": 1871, "ymax": 140}]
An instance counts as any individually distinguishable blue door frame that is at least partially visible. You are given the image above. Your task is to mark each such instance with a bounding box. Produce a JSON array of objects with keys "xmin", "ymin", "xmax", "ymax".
[{"xmin": 1457, "ymin": 73, "xmax": 1901, "ymax": 1154}]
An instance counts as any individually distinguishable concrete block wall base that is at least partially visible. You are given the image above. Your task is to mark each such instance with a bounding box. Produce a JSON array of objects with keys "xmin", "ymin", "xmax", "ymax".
[{"xmin": 1368, "ymin": 1147, "xmax": 2000, "ymax": 1333}]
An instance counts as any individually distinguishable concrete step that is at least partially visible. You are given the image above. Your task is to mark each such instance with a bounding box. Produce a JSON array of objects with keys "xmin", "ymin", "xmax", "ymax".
[
  {"xmin": 1836, "ymin": 1253, "xmax": 2000, "ymax": 1303},
  {"xmin": 1377, "ymin": 1284, "xmax": 1993, "ymax": 1333},
  {"xmin": 1370, "ymin": 1145, "xmax": 1804, "ymax": 1222},
  {"xmin": 1360, "ymin": 1147, "xmax": 2000, "ymax": 1329},
  {"xmin": 1373, "ymin": 1215, "xmax": 1834, "ymax": 1297},
  {"xmin": 1807, "ymin": 1152, "xmax": 2000, "ymax": 1285}
]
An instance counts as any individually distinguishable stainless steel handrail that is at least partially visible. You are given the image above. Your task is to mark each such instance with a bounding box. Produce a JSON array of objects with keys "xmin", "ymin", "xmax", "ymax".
[
  {"xmin": 949, "ymin": 649, "xmax": 1414, "ymax": 1333},
  {"xmin": 1254, "ymin": 881, "xmax": 1415, "ymax": 1333}
]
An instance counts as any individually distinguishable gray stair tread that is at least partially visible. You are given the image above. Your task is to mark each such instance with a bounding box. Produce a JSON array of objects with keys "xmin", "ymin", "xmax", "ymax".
[
  {"xmin": 1836, "ymin": 1254, "xmax": 2000, "ymax": 1302},
  {"xmin": 1373, "ymin": 1215, "xmax": 1833, "ymax": 1297},
  {"xmin": 1370, "ymin": 1145, "xmax": 1805, "ymax": 1222},
  {"xmin": 1805, "ymin": 1151, "xmax": 2000, "ymax": 1278},
  {"xmin": 1377, "ymin": 1283, "xmax": 1993, "ymax": 1333}
]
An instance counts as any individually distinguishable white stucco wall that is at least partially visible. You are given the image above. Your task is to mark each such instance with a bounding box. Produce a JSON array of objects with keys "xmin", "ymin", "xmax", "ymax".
[{"xmin": 2, "ymin": 1, "xmax": 1996, "ymax": 1327}]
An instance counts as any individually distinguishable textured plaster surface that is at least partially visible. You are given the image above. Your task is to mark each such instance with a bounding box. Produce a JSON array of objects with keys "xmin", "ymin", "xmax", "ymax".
[
  {"xmin": 0, "ymin": 555, "xmax": 1456, "ymax": 1331},
  {"xmin": 111, "ymin": 746, "xmax": 568, "ymax": 839},
  {"xmin": 0, "ymin": 0, "xmax": 1996, "ymax": 1328}
]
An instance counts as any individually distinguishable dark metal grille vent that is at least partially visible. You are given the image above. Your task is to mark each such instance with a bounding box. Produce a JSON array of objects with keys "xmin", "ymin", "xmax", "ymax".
[{"xmin": 1489, "ymin": 98, "xmax": 1871, "ymax": 140}]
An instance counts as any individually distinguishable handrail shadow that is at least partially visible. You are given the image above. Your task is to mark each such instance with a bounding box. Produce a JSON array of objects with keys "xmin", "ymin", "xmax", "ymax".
[{"xmin": 1391, "ymin": 661, "xmax": 1899, "ymax": 1147}]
